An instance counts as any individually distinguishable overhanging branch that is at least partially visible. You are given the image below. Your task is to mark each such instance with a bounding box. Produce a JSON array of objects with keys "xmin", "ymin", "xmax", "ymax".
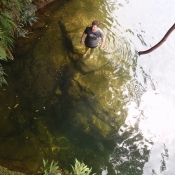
[{"xmin": 138, "ymin": 23, "xmax": 175, "ymax": 56}]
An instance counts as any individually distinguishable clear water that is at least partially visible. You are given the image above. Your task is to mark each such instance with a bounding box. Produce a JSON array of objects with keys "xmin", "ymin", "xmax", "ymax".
[
  {"xmin": 1, "ymin": 0, "xmax": 175, "ymax": 175},
  {"xmin": 104, "ymin": 0, "xmax": 175, "ymax": 174}
]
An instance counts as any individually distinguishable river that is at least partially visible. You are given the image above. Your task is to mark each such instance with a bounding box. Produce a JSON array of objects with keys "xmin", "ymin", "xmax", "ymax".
[
  {"xmin": 1, "ymin": 0, "xmax": 175, "ymax": 175},
  {"xmin": 105, "ymin": 0, "xmax": 175, "ymax": 174}
]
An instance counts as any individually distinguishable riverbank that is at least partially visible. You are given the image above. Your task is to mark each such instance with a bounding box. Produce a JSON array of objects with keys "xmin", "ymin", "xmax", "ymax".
[
  {"xmin": 34, "ymin": 0, "xmax": 55, "ymax": 10},
  {"xmin": 0, "ymin": 1, "xmax": 55, "ymax": 174},
  {"xmin": 0, "ymin": 165, "xmax": 25, "ymax": 175}
]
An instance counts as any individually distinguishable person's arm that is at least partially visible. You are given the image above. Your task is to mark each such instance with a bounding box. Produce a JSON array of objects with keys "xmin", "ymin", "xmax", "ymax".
[
  {"xmin": 80, "ymin": 32, "xmax": 86, "ymax": 44},
  {"xmin": 99, "ymin": 36, "xmax": 105, "ymax": 49}
]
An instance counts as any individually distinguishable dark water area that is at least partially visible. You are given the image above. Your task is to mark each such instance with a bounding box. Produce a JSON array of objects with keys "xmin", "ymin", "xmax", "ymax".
[{"xmin": 1, "ymin": 0, "xmax": 175, "ymax": 175}]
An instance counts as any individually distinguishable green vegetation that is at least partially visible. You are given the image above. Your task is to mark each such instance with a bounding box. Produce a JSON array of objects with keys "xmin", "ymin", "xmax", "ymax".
[
  {"xmin": 71, "ymin": 159, "xmax": 96, "ymax": 175},
  {"xmin": 0, "ymin": 159, "xmax": 96, "ymax": 175},
  {"xmin": 38, "ymin": 159, "xmax": 96, "ymax": 175},
  {"xmin": 0, "ymin": 0, "xmax": 40, "ymax": 87},
  {"xmin": 0, "ymin": 64, "xmax": 7, "ymax": 87},
  {"xmin": 0, "ymin": 165, "xmax": 25, "ymax": 175},
  {"xmin": 38, "ymin": 159, "xmax": 62, "ymax": 175}
]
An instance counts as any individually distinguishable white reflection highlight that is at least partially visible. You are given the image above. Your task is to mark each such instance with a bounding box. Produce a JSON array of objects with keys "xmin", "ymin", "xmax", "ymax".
[
  {"xmin": 139, "ymin": 90, "xmax": 175, "ymax": 141},
  {"xmin": 126, "ymin": 90, "xmax": 175, "ymax": 174},
  {"xmin": 101, "ymin": 168, "xmax": 108, "ymax": 175},
  {"xmin": 138, "ymin": 90, "xmax": 175, "ymax": 174}
]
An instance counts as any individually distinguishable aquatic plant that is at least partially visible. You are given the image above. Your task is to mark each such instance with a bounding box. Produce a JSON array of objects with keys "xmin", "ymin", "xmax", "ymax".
[
  {"xmin": 38, "ymin": 159, "xmax": 62, "ymax": 175},
  {"xmin": 38, "ymin": 159, "xmax": 96, "ymax": 175},
  {"xmin": 71, "ymin": 159, "xmax": 96, "ymax": 175}
]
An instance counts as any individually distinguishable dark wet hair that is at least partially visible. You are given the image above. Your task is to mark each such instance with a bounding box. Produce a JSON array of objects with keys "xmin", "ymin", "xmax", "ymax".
[{"xmin": 92, "ymin": 20, "xmax": 100, "ymax": 27}]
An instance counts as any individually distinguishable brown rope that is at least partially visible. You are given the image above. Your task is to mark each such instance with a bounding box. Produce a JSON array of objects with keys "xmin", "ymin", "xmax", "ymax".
[{"xmin": 138, "ymin": 23, "xmax": 175, "ymax": 56}]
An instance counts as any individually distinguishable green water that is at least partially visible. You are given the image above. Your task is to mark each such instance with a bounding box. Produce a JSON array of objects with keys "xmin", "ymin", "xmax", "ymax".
[
  {"xmin": 1, "ymin": 0, "xmax": 175, "ymax": 175},
  {"xmin": 0, "ymin": 1, "xmax": 120, "ymax": 174}
]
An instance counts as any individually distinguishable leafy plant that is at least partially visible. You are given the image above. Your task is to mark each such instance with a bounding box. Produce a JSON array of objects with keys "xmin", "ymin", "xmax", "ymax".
[
  {"xmin": 0, "ymin": 43, "xmax": 7, "ymax": 61},
  {"xmin": 0, "ymin": 0, "xmax": 39, "ymax": 87},
  {"xmin": 19, "ymin": 2, "xmax": 38, "ymax": 26},
  {"xmin": 38, "ymin": 159, "xmax": 61, "ymax": 175},
  {"xmin": 0, "ymin": 165, "xmax": 25, "ymax": 175},
  {"xmin": 71, "ymin": 159, "xmax": 96, "ymax": 175},
  {"xmin": 0, "ymin": 12, "xmax": 15, "ymax": 49},
  {"xmin": 38, "ymin": 159, "xmax": 96, "ymax": 175},
  {"xmin": 0, "ymin": 64, "xmax": 7, "ymax": 87}
]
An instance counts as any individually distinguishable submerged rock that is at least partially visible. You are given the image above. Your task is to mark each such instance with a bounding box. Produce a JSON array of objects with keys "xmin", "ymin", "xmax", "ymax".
[
  {"xmin": 0, "ymin": 0, "xmax": 133, "ymax": 173},
  {"xmin": 56, "ymin": 0, "xmax": 131, "ymax": 139},
  {"xmin": 1, "ymin": 0, "xmax": 131, "ymax": 140}
]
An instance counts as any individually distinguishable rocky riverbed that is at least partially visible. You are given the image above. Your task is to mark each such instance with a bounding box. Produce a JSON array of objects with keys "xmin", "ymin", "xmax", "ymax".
[{"xmin": 0, "ymin": 0, "xmax": 133, "ymax": 173}]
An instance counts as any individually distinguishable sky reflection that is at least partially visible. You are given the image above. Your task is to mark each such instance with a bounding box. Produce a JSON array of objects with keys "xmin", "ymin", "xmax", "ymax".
[
  {"xmin": 105, "ymin": 0, "xmax": 175, "ymax": 174},
  {"xmin": 139, "ymin": 90, "xmax": 175, "ymax": 175}
]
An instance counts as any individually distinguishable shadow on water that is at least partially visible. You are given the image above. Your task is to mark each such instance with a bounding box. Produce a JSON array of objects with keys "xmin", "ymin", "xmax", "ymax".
[{"xmin": 0, "ymin": 0, "xmax": 121, "ymax": 174}]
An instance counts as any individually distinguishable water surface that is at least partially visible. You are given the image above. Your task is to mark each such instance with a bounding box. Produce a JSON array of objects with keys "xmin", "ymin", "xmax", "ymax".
[
  {"xmin": 1, "ymin": 0, "xmax": 175, "ymax": 175},
  {"xmin": 104, "ymin": 0, "xmax": 175, "ymax": 174}
]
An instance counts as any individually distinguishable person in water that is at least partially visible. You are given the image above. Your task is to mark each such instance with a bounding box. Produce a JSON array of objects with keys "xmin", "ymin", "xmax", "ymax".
[{"xmin": 80, "ymin": 20, "xmax": 105, "ymax": 58}]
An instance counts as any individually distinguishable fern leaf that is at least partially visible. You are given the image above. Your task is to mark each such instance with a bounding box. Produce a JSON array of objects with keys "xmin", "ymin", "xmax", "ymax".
[
  {"xmin": 0, "ymin": 64, "xmax": 7, "ymax": 87},
  {"xmin": 0, "ymin": 45, "xmax": 7, "ymax": 60}
]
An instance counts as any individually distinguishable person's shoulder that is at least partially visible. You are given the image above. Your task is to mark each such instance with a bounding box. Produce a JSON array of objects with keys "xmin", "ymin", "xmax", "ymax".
[
  {"xmin": 86, "ymin": 25, "xmax": 92, "ymax": 29},
  {"xmin": 97, "ymin": 28, "xmax": 103, "ymax": 33},
  {"xmin": 85, "ymin": 26, "xmax": 92, "ymax": 32},
  {"xmin": 97, "ymin": 28, "xmax": 104, "ymax": 35}
]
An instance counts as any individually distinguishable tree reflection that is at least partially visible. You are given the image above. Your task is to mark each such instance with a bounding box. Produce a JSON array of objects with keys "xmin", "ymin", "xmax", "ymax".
[
  {"xmin": 160, "ymin": 144, "xmax": 169, "ymax": 173},
  {"xmin": 109, "ymin": 123, "xmax": 153, "ymax": 174}
]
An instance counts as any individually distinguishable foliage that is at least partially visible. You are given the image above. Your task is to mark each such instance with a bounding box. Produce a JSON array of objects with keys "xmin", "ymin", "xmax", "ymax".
[
  {"xmin": 71, "ymin": 159, "xmax": 96, "ymax": 175},
  {"xmin": 38, "ymin": 159, "xmax": 96, "ymax": 175},
  {"xmin": 0, "ymin": 64, "xmax": 7, "ymax": 87},
  {"xmin": 0, "ymin": 0, "xmax": 39, "ymax": 87},
  {"xmin": 0, "ymin": 165, "xmax": 24, "ymax": 175},
  {"xmin": 19, "ymin": 2, "xmax": 38, "ymax": 27},
  {"xmin": 38, "ymin": 159, "xmax": 62, "ymax": 175}
]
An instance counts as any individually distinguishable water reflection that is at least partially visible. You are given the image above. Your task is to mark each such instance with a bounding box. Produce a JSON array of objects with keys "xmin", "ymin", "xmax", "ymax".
[
  {"xmin": 105, "ymin": 0, "xmax": 175, "ymax": 174},
  {"xmin": 1, "ymin": 0, "xmax": 175, "ymax": 174},
  {"xmin": 1, "ymin": 0, "xmax": 133, "ymax": 173}
]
